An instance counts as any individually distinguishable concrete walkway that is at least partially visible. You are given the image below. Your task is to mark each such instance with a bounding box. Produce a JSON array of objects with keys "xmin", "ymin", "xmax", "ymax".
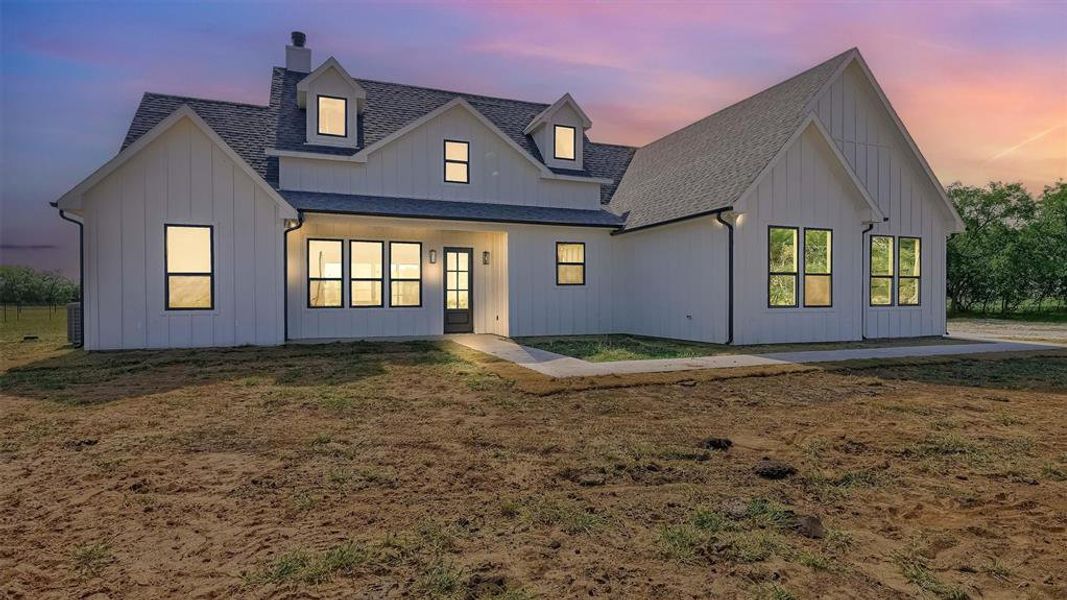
[{"xmin": 449, "ymin": 334, "xmax": 1062, "ymax": 378}]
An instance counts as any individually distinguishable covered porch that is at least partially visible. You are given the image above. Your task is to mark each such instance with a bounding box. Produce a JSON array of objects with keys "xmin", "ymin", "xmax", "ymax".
[{"xmin": 285, "ymin": 212, "xmax": 509, "ymax": 341}]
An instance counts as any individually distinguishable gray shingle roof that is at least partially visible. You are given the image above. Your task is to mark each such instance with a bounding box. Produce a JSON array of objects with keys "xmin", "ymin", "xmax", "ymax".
[
  {"xmin": 608, "ymin": 49, "xmax": 854, "ymax": 231},
  {"xmin": 281, "ymin": 191, "xmax": 623, "ymax": 227},
  {"xmin": 120, "ymin": 49, "xmax": 853, "ymax": 232}
]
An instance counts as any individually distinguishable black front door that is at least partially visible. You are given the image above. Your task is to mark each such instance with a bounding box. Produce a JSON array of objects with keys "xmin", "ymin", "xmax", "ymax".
[{"xmin": 443, "ymin": 247, "xmax": 473, "ymax": 333}]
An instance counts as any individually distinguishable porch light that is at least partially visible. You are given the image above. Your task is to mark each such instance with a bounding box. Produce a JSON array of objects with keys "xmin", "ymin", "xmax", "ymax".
[
  {"xmin": 482, "ymin": 251, "xmax": 490, "ymax": 265},
  {"xmin": 429, "ymin": 249, "xmax": 437, "ymax": 264}
]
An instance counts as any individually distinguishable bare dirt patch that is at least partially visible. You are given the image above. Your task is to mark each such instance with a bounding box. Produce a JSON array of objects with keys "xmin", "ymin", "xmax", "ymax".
[{"xmin": 2, "ymin": 341, "xmax": 1066, "ymax": 599}]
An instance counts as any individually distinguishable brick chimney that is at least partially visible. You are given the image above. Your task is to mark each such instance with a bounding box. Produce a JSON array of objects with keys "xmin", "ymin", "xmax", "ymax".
[{"xmin": 286, "ymin": 31, "xmax": 311, "ymax": 73}]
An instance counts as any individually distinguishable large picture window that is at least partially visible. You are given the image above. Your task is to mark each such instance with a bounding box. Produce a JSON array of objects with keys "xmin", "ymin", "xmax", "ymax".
[
  {"xmin": 898, "ymin": 237, "xmax": 921, "ymax": 306},
  {"xmin": 443, "ymin": 140, "xmax": 469, "ymax": 183},
  {"xmin": 554, "ymin": 125, "xmax": 576, "ymax": 160},
  {"xmin": 768, "ymin": 226, "xmax": 798, "ymax": 307},
  {"xmin": 803, "ymin": 228, "xmax": 832, "ymax": 307},
  {"xmin": 389, "ymin": 242, "xmax": 422, "ymax": 307},
  {"xmin": 870, "ymin": 235, "xmax": 894, "ymax": 306},
  {"xmin": 556, "ymin": 242, "xmax": 585, "ymax": 285},
  {"xmin": 317, "ymin": 95, "xmax": 347, "ymax": 137},
  {"xmin": 165, "ymin": 224, "xmax": 213, "ymax": 310},
  {"xmin": 350, "ymin": 241, "xmax": 383, "ymax": 307},
  {"xmin": 308, "ymin": 239, "xmax": 343, "ymax": 308}
]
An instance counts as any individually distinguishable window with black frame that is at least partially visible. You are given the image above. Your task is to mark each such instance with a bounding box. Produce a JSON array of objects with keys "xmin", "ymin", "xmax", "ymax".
[
  {"xmin": 768, "ymin": 226, "xmax": 798, "ymax": 307},
  {"xmin": 898, "ymin": 237, "xmax": 921, "ymax": 305},
  {"xmin": 308, "ymin": 239, "xmax": 343, "ymax": 308},
  {"xmin": 870, "ymin": 235, "xmax": 894, "ymax": 306},
  {"xmin": 389, "ymin": 242, "xmax": 422, "ymax": 307},
  {"xmin": 165, "ymin": 224, "xmax": 214, "ymax": 310},
  {"xmin": 803, "ymin": 228, "xmax": 832, "ymax": 307},
  {"xmin": 556, "ymin": 242, "xmax": 585, "ymax": 285},
  {"xmin": 350, "ymin": 240, "xmax": 383, "ymax": 307}
]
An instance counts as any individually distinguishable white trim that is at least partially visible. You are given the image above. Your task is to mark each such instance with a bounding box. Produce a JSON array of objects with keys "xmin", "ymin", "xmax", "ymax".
[
  {"xmin": 296, "ymin": 57, "xmax": 367, "ymax": 108},
  {"xmin": 55, "ymin": 105, "xmax": 298, "ymax": 219},
  {"xmin": 736, "ymin": 114, "xmax": 885, "ymax": 224},
  {"xmin": 523, "ymin": 93, "xmax": 593, "ymax": 134},
  {"xmin": 807, "ymin": 49, "xmax": 964, "ymax": 232}
]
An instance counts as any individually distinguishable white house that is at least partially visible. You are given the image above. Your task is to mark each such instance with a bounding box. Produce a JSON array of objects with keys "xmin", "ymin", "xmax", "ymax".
[{"xmin": 54, "ymin": 33, "xmax": 963, "ymax": 351}]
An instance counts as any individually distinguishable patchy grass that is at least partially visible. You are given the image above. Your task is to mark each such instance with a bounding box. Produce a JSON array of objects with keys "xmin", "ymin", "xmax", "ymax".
[
  {"xmin": 71, "ymin": 542, "xmax": 113, "ymax": 577},
  {"xmin": 516, "ymin": 334, "xmax": 971, "ymax": 362},
  {"xmin": 3, "ymin": 315, "xmax": 1066, "ymax": 598}
]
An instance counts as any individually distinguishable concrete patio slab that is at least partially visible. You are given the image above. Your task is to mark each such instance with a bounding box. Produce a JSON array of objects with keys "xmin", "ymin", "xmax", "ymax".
[{"xmin": 448, "ymin": 334, "xmax": 1062, "ymax": 378}]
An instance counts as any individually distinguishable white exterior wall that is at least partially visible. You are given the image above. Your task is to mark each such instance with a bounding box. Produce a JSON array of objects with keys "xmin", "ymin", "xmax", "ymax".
[
  {"xmin": 506, "ymin": 225, "xmax": 617, "ymax": 337},
  {"xmin": 81, "ymin": 119, "xmax": 285, "ymax": 350},
  {"xmin": 613, "ymin": 218, "xmax": 729, "ymax": 343},
  {"xmin": 814, "ymin": 64, "xmax": 951, "ymax": 338},
  {"xmin": 732, "ymin": 125, "xmax": 870, "ymax": 345},
  {"xmin": 287, "ymin": 214, "xmax": 509, "ymax": 339},
  {"xmin": 278, "ymin": 105, "xmax": 602, "ymax": 210}
]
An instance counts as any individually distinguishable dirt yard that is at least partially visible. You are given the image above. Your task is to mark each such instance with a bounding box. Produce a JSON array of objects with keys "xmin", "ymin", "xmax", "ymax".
[{"xmin": 1, "ymin": 328, "xmax": 1066, "ymax": 598}]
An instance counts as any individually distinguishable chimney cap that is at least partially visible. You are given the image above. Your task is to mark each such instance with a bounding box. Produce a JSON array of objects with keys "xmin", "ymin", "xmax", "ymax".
[{"xmin": 291, "ymin": 31, "xmax": 306, "ymax": 47}]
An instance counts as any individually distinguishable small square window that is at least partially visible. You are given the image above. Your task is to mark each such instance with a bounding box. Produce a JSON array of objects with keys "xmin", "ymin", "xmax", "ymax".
[{"xmin": 317, "ymin": 96, "xmax": 347, "ymax": 137}]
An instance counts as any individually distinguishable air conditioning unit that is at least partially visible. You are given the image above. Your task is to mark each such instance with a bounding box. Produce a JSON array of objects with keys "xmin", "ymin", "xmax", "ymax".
[{"xmin": 67, "ymin": 302, "xmax": 82, "ymax": 347}]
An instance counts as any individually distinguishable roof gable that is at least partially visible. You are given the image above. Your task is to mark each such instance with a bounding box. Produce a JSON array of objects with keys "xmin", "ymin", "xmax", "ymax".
[
  {"xmin": 736, "ymin": 115, "xmax": 885, "ymax": 223},
  {"xmin": 57, "ymin": 106, "xmax": 296, "ymax": 218},
  {"xmin": 523, "ymin": 93, "xmax": 592, "ymax": 134},
  {"xmin": 295, "ymin": 57, "xmax": 367, "ymax": 108},
  {"xmin": 609, "ymin": 49, "xmax": 853, "ymax": 230},
  {"xmin": 808, "ymin": 53, "xmax": 964, "ymax": 232}
]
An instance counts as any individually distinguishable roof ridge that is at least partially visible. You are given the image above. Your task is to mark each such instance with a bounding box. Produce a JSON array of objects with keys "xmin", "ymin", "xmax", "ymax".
[
  {"xmin": 588, "ymin": 141, "xmax": 639, "ymax": 150},
  {"xmin": 636, "ymin": 48, "xmax": 855, "ymax": 150},
  {"xmin": 334, "ymin": 73, "xmax": 550, "ymax": 109},
  {"xmin": 141, "ymin": 91, "xmax": 270, "ymax": 110}
]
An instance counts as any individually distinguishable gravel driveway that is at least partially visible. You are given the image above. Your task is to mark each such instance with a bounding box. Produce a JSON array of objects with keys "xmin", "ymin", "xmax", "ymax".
[{"xmin": 948, "ymin": 318, "xmax": 1067, "ymax": 345}]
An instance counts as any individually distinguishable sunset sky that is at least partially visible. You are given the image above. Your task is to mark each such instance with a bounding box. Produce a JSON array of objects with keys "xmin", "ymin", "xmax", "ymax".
[{"xmin": 2, "ymin": 0, "xmax": 1065, "ymax": 277}]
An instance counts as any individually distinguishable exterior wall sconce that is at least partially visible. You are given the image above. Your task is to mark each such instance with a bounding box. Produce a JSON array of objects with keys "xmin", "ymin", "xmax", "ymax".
[
  {"xmin": 482, "ymin": 251, "xmax": 490, "ymax": 265},
  {"xmin": 429, "ymin": 249, "xmax": 438, "ymax": 264}
]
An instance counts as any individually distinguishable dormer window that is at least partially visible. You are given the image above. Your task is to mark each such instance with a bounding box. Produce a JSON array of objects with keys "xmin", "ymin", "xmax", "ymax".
[
  {"xmin": 444, "ymin": 140, "xmax": 469, "ymax": 184},
  {"xmin": 317, "ymin": 95, "xmax": 347, "ymax": 137},
  {"xmin": 554, "ymin": 125, "xmax": 576, "ymax": 161}
]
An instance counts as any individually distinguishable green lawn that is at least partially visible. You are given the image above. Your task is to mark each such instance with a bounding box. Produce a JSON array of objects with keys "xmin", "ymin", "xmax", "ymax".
[
  {"xmin": 1, "ymin": 306, "xmax": 71, "ymax": 367},
  {"xmin": 515, "ymin": 334, "xmax": 971, "ymax": 362}
]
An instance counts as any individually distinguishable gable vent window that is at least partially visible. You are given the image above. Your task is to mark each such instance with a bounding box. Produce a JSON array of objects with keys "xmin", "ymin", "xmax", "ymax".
[
  {"xmin": 165, "ymin": 224, "xmax": 213, "ymax": 310},
  {"xmin": 317, "ymin": 95, "xmax": 347, "ymax": 137},
  {"xmin": 308, "ymin": 239, "xmax": 343, "ymax": 308},
  {"xmin": 554, "ymin": 125, "xmax": 576, "ymax": 161},
  {"xmin": 443, "ymin": 140, "xmax": 469, "ymax": 183},
  {"xmin": 556, "ymin": 242, "xmax": 585, "ymax": 286}
]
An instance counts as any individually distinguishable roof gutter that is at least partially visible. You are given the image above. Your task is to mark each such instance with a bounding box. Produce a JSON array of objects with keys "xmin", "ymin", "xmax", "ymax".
[
  {"xmin": 610, "ymin": 206, "xmax": 733, "ymax": 236},
  {"xmin": 294, "ymin": 208, "xmax": 623, "ymax": 229},
  {"xmin": 714, "ymin": 211, "xmax": 735, "ymax": 345},
  {"xmin": 282, "ymin": 212, "xmax": 305, "ymax": 342},
  {"xmin": 57, "ymin": 208, "xmax": 85, "ymax": 349}
]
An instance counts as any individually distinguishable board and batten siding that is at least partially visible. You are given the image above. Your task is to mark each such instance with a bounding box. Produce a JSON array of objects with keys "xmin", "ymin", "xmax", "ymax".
[
  {"xmin": 278, "ymin": 104, "xmax": 602, "ymax": 210},
  {"xmin": 286, "ymin": 215, "xmax": 509, "ymax": 339},
  {"xmin": 505, "ymin": 225, "xmax": 617, "ymax": 337},
  {"xmin": 613, "ymin": 218, "xmax": 730, "ymax": 343},
  {"xmin": 814, "ymin": 63, "xmax": 951, "ymax": 338},
  {"xmin": 732, "ymin": 124, "xmax": 869, "ymax": 345},
  {"xmin": 81, "ymin": 118, "xmax": 285, "ymax": 350}
]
